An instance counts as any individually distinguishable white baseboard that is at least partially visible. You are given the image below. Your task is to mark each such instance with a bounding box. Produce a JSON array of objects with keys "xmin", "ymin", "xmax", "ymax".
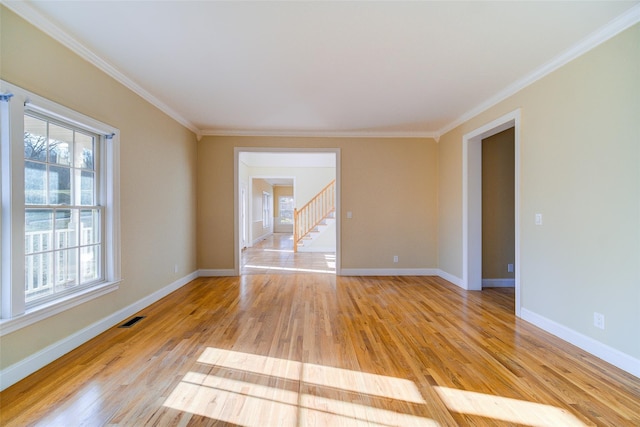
[
  {"xmin": 252, "ymin": 233, "xmax": 273, "ymax": 246},
  {"xmin": 340, "ymin": 268, "xmax": 438, "ymax": 276},
  {"xmin": 436, "ymin": 269, "xmax": 464, "ymax": 288},
  {"xmin": 0, "ymin": 271, "xmax": 198, "ymax": 391},
  {"xmin": 198, "ymin": 269, "xmax": 237, "ymax": 277},
  {"xmin": 521, "ymin": 308, "xmax": 640, "ymax": 379},
  {"xmin": 482, "ymin": 278, "xmax": 515, "ymax": 288}
]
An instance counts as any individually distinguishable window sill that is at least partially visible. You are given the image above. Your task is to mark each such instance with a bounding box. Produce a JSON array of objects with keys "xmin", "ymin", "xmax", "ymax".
[{"xmin": 0, "ymin": 280, "xmax": 120, "ymax": 337}]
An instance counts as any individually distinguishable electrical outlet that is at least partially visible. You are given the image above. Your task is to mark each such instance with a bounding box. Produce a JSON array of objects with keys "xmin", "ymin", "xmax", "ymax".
[
  {"xmin": 593, "ymin": 312, "xmax": 605, "ymax": 330},
  {"xmin": 535, "ymin": 213, "xmax": 543, "ymax": 225},
  {"xmin": 507, "ymin": 263, "xmax": 514, "ymax": 273},
  {"xmin": 393, "ymin": 255, "xmax": 398, "ymax": 263},
  {"xmin": 174, "ymin": 264, "xmax": 178, "ymax": 273}
]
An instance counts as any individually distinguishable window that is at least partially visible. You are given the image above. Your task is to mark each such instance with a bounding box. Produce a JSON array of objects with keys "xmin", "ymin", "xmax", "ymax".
[
  {"xmin": 278, "ymin": 196, "xmax": 294, "ymax": 225},
  {"xmin": 262, "ymin": 192, "xmax": 272, "ymax": 228},
  {"xmin": 1, "ymin": 81, "xmax": 120, "ymax": 333},
  {"xmin": 24, "ymin": 112, "xmax": 103, "ymax": 305}
]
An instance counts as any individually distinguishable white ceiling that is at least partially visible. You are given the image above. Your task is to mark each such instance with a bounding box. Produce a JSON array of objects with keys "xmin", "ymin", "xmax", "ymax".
[{"xmin": 6, "ymin": 1, "xmax": 640, "ymax": 138}]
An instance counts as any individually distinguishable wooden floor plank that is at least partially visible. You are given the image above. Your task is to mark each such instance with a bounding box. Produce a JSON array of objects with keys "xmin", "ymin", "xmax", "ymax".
[{"xmin": 1, "ymin": 272, "xmax": 639, "ymax": 426}]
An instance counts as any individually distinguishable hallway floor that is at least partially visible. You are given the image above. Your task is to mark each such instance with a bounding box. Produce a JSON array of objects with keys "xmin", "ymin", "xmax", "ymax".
[{"xmin": 241, "ymin": 233, "xmax": 336, "ymax": 275}]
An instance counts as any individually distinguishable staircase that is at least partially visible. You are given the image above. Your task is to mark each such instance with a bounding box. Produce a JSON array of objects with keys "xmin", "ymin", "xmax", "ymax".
[{"xmin": 294, "ymin": 179, "xmax": 336, "ymax": 252}]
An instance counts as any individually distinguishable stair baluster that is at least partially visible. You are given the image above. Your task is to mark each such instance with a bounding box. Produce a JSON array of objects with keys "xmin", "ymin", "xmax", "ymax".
[{"xmin": 293, "ymin": 179, "xmax": 336, "ymax": 252}]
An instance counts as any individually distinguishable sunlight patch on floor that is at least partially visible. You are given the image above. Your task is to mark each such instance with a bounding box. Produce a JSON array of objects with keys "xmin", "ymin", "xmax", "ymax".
[
  {"xmin": 166, "ymin": 348, "xmax": 585, "ymax": 426},
  {"xmin": 244, "ymin": 264, "xmax": 335, "ymax": 274},
  {"xmin": 163, "ymin": 347, "xmax": 438, "ymax": 426},
  {"xmin": 434, "ymin": 386, "xmax": 586, "ymax": 426},
  {"xmin": 164, "ymin": 380, "xmax": 436, "ymax": 426},
  {"xmin": 197, "ymin": 347, "xmax": 424, "ymax": 404}
]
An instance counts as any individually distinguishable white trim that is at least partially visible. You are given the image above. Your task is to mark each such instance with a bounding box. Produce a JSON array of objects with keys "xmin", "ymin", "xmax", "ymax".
[
  {"xmin": 252, "ymin": 233, "xmax": 273, "ymax": 247},
  {"xmin": 521, "ymin": 308, "xmax": 640, "ymax": 379},
  {"xmin": 2, "ymin": 1, "xmax": 201, "ymax": 138},
  {"xmin": 436, "ymin": 270, "xmax": 464, "ymax": 288},
  {"xmin": 0, "ymin": 271, "xmax": 198, "ymax": 391},
  {"xmin": 462, "ymin": 109, "xmax": 521, "ymax": 316},
  {"xmin": 482, "ymin": 278, "xmax": 515, "ymax": 288},
  {"xmin": 202, "ymin": 129, "xmax": 438, "ymax": 139},
  {"xmin": 0, "ymin": 281, "xmax": 120, "ymax": 336},
  {"xmin": 198, "ymin": 269, "xmax": 237, "ymax": 277},
  {"xmin": 437, "ymin": 4, "xmax": 640, "ymax": 138},
  {"xmin": 340, "ymin": 268, "xmax": 438, "ymax": 277}
]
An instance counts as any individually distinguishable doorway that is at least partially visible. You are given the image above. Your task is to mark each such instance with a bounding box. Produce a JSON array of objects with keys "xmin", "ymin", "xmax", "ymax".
[
  {"xmin": 234, "ymin": 148, "xmax": 341, "ymax": 276},
  {"xmin": 482, "ymin": 128, "xmax": 515, "ymax": 289},
  {"xmin": 240, "ymin": 183, "xmax": 248, "ymax": 250},
  {"xmin": 463, "ymin": 109, "xmax": 521, "ymax": 316}
]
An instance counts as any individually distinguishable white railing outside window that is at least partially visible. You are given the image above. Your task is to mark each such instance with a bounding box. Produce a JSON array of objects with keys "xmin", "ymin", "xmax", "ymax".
[{"xmin": 24, "ymin": 226, "xmax": 98, "ymax": 302}]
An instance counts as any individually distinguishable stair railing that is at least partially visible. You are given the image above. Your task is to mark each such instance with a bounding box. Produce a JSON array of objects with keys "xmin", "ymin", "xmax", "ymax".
[{"xmin": 293, "ymin": 179, "xmax": 336, "ymax": 252}]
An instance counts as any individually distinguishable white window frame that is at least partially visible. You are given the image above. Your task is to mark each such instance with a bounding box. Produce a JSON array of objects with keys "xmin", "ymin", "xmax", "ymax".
[
  {"xmin": 0, "ymin": 80, "xmax": 121, "ymax": 336},
  {"xmin": 278, "ymin": 195, "xmax": 294, "ymax": 225},
  {"xmin": 262, "ymin": 191, "xmax": 271, "ymax": 229}
]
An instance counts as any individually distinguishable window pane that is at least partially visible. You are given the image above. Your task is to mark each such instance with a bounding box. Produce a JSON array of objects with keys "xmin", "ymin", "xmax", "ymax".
[
  {"xmin": 49, "ymin": 165, "xmax": 71, "ymax": 205},
  {"xmin": 80, "ymin": 245, "xmax": 100, "ymax": 284},
  {"xmin": 55, "ymin": 248, "xmax": 78, "ymax": 290},
  {"xmin": 24, "ymin": 115, "xmax": 48, "ymax": 162},
  {"xmin": 25, "ymin": 209, "xmax": 53, "ymax": 254},
  {"xmin": 25, "ymin": 161, "xmax": 47, "ymax": 204},
  {"xmin": 80, "ymin": 209, "xmax": 100, "ymax": 245},
  {"xmin": 55, "ymin": 209, "xmax": 77, "ymax": 249},
  {"xmin": 75, "ymin": 132, "xmax": 95, "ymax": 170},
  {"xmin": 279, "ymin": 196, "xmax": 294, "ymax": 224},
  {"xmin": 25, "ymin": 252, "xmax": 53, "ymax": 302},
  {"xmin": 48, "ymin": 123, "xmax": 73, "ymax": 166},
  {"xmin": 79, "ymin": 170, "xmax": 95, "ymax": 205}
]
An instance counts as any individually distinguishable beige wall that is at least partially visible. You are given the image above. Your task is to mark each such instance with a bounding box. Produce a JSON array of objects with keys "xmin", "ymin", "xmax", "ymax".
[
  {"xmin": 197, "ymin": 136, "xmax": 438, "ymax": 270},
  {"xmin": 482, "ymin": 128, "xmax": 515, "ymax": 280},
  {"xmin": 0, "ymin": 8, "xmax": 198, "ymax": 369},
  {"xmin": 438, "ymin": 23, "xmax": 640, "ymax": 358}
]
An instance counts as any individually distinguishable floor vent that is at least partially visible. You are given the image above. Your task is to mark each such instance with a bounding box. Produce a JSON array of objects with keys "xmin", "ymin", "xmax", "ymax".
[{"xmin": 119, "ymin": 316, "xmax": 146, "ymax": 328}]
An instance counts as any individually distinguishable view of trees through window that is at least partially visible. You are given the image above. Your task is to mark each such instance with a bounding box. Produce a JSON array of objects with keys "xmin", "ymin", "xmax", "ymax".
[{"xmin": 279, "ymin": 196, "xmax": 294, "ymax": 224}]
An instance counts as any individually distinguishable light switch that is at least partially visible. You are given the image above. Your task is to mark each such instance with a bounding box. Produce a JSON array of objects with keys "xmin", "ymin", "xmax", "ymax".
[
  {"xmin": 535, "ymin": 213, "xmax": 543, "ymax": 225},
  {"xmin": 346, "ymin": 211, "xmax": 353, "ymax": 219}
]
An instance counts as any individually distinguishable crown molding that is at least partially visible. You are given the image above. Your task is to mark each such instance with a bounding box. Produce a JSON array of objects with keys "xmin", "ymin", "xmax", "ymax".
[
  {"xmin": 437, "ymin": 3, "xmax": 640, "ymax": 138},
  {"xmin": 201, "ymin": 128, "xmax": 438, "ymax": 139},
  {"xmin": 5, "ymin": 1, "xmax": 638, "ymax": 142},
  {"xmin": 2, "ymin": 0, "xmax": 201, "ymax": 138}
]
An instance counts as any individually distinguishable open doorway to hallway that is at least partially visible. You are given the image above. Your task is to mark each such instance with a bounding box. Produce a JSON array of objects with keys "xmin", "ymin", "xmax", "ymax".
[{"xmin": 235, "ymin": 149, "xmax": 340, "ymax": 275}]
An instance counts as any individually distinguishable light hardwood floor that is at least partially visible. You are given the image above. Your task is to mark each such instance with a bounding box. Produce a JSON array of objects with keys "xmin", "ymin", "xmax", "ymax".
[
  {"xmin": 2, "ymin": 274, "xmax": 639, "ymax": 425},
  {"xmin": 241, "ymin": 233, "xmax": 336, "ymax": 275}
]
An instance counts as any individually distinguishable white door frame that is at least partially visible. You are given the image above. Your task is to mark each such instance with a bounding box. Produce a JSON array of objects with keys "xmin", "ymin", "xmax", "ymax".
[
  {"xmin": 240, "ymin": 183, "xmax": 248, "ymax": 249},
  {"xmin": 234, "ymin": 147, "xmax": 341, "ymax": 276},
  {"xmin": 462, "ymin": 109, "xmax": 521, "ymax": 317}
]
